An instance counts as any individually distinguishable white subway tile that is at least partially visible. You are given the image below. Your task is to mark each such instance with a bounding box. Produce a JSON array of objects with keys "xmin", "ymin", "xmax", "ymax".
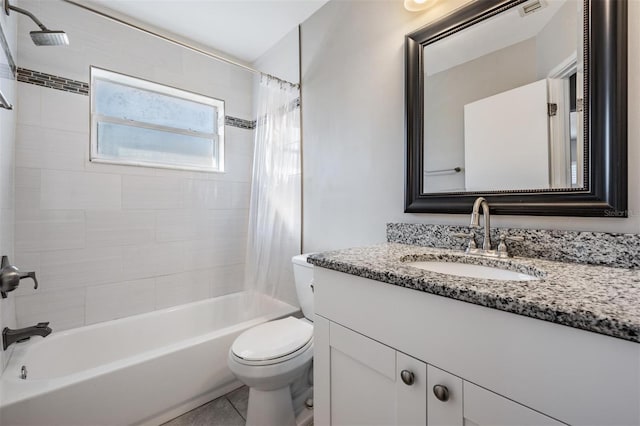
[
  {"xmin": 183, "ymin": 179, "xmax": 208, "ymax": 209},
  {"xmin": 122, "ymin": 175, "xmax": 185, "ymax": 210},
  {"xmin": 0, "ymin": 208, "xmax": 14, "ymax": 260},
  {"xmin": 86, "ymin": 210, "xmax": 155, "ymax": 247},
  {"xmin": 155, "ymin": 270, "xmax": 211, "ymax": 309},
  {"xmin": 183, "ymin": 238, "xmax": 245, "ymax": 271},
  {"xmin": 37, "ymin": 247, "xmax": 123, "ymax": 290},
  {"xmin": 182, "ymin": 240, "xmax": 217, "ymax": 271},
  {"xmin": 225, "ymin": 127, "xmax": 254, "ymax": 158},
  {"xmin": 234, "ymin": 155, "xmax": 254, "ymax": 183},
  {"xmin": 15, "ymin": 209, "xmax": 85, "ymax": 252},
  {"xmin": 15, "ymin": 288, "xmax": 85, "ymax": 332},
  {"xmin": 210, "ymin": 238, "xmax": 246, "ymax": 267},
  {"xmin": 40, "ymin": 170, "xmax": 121, "ymax": 210},
  {"xmin": 16, "ymin": 124, "xmax": 85, "ymax": 171},
  {"xmin": 17, "ymin": 83, "xmax": 42, "ymax": 126},
  {"xmin": 40, "ymin": 88, "xmax": 89, "ymax": 133},
  {"xmin": 207, "ymin": 209, "xmax": 249, "ymax": 240},
  {"xmin": 122, "ymin": 242, "xmax": 185, "ymax": 280},
  {"xmin": 210, "ymin": 263, "xmax": 245, "ymax": 297},
  {"xmin": 0, "ymin": 137, "xmax": 14, "ymax": 208},
  {"xmin": 15, "ymin": 168, "xmax": 40, "ymax": 210},
  {"xmin": 205, "ymin": 181, "xmax": 233, "ymax": 209},
  {"xmin": 231, "ymin": 182, "xmax": 251, "ymax": 209},
  {"xmin": 85, "ymin": 278, "xmax": 155, "ymax": 325},
  {"xmin": 15, "ymin": 168, "xmax": 40, "ymax": 189},
  {"xmin": 155, "ymin": 210, "xmax": 208, "ymax": 242}
]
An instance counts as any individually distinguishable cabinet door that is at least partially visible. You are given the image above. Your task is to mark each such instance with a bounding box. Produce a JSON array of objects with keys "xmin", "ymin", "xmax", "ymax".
[
  {"xmin": 324, "ymin": 320, "xmax": 427, "ymax": 426},
  {"xmin": 463, "ymin": 382, "xmax": 564, "ymax": 426},
  {"xmin": 427, "ymin": 365, "xmax": 463, "ymax": 426}
]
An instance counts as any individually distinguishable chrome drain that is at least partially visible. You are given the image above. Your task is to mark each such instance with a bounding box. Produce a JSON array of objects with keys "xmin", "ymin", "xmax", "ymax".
[{"xmin": 20, "ymin": 365, "xmax": 27, "ymax": 380}]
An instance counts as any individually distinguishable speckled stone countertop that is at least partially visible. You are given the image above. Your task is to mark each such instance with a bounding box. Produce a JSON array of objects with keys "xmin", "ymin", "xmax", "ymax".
[{"xmin": 308, "ymin": 243, "xmax": 640, "ymax": 343}]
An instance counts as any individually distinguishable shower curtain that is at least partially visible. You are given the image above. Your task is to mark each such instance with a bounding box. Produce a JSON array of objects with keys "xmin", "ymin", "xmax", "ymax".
[{"xmin": 244, "ymin": 74, "xmax": 301, "ymax": 306}]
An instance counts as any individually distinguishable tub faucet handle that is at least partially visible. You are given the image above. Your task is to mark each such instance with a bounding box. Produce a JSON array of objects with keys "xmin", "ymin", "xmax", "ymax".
[
  {"xmin": 0, "ymin": 256, "xmax": 38, "ymax": 298},
  {"xmin": 20, "ymin": 271, "xmax": 38, "ymax": 290}
]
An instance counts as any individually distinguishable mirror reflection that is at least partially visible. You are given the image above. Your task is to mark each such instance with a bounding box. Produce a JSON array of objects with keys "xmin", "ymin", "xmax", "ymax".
[{"xmin": 422, "ymin": 0, "xmax": 583, "ymax": 193}]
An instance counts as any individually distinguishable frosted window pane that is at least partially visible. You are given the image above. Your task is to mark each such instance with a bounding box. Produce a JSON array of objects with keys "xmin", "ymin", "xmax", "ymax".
[
  {"xmin": 95, "ymin": 79, "xmax": 215, "ymax": 134},
  {"xmin": 97, "ymin": 122, "xmax": 215, "ymax": 169}
]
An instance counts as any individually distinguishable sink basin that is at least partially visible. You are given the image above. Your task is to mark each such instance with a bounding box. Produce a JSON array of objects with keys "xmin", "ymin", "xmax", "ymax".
[{"xmin": 406, "ymin": 261, "xmax": 539, "ymax": 281}]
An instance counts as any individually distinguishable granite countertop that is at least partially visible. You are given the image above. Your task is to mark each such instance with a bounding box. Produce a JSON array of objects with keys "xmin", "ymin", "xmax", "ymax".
[{"xmin": 308, "ymin": 243, "xmax": 640, "ymax": 343}]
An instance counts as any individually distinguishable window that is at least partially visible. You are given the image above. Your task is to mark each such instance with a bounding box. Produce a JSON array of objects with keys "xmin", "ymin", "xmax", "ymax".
[{"xmin": 90, "ymin": 67, "xmax": 224, "ymax": 172}]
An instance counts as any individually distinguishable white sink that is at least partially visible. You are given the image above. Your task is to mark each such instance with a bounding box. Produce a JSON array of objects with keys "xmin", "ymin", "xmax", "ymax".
[{"xmin": 406, "ymin": 261, "xmax": 539, "ymax": 281}]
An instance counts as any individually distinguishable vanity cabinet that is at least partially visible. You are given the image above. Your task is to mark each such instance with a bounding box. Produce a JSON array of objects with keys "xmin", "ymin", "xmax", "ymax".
[
  {"xmin": 317, "ymin": 317, "xmax": 562, "ymax": 426},
  {"xmin": 313, "ymin": 268, "xmax": 640, "ymax": 426},
  {"xmin": 318, "ymin": 319, "xmax": 427, "ymax": 425}
]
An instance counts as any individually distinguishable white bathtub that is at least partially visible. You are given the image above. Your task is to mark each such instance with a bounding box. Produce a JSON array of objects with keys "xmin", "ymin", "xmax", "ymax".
[{"xmin": 0, "ymin": 291, "xmax": 298, "ymax": 426}]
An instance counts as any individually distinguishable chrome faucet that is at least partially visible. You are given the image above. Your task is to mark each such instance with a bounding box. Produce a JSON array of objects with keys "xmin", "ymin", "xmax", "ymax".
[
  {"xmin": 470, "ymin": 197, "xmax": 492, "ymax": 250},
  {"xmin": 453, "ymin": 197, "xmax": 524, "ymax": 258},
  {"xmin": 3, "ymin": 322, "xmax": 52, "ymax": 350}
]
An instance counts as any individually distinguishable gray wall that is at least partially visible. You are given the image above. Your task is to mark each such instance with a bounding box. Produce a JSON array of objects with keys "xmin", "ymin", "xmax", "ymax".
[
  {"xmin": 536, "ymin": 0, "xmax": 579, "ymax": 78},
  {"xmin": 300, "ymin": 0, "xmax": 640, "ymax": 253}
]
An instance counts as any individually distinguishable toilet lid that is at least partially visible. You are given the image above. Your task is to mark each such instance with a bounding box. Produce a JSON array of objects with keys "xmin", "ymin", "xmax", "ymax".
[{"xmin": 232, "ymin": 317, "xmax": 313, "ymax": 361}]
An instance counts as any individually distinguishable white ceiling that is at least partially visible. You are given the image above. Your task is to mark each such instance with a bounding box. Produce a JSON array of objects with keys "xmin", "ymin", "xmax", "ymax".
[{"xmin": 86, "ymin": 0, "xmax": 329, "ymax": 63}]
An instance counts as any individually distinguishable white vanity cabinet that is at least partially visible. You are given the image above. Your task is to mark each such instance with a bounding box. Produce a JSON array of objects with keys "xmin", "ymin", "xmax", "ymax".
[
  {"xmin": 313, "ymin": 267, "xmax": 640, "ymax": 426},
  {"xmin": 316, "ymin": 318, "xmax": 427, "ymax": 425},
  {"xmin": 316, "ymin": 317, "xmax": 562, "ymax": 426}
]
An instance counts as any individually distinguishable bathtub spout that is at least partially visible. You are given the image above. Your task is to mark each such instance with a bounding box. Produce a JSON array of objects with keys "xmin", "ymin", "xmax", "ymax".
[{"xmin": 3, "ymin": 322, "xmax": 52, "ymax": 350}]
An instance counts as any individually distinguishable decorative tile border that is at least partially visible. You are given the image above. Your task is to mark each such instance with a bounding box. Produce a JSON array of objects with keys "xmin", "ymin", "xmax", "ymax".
[
  {"xmin": 17, "ymin": 68, "xmax": 89, "ymax": 94},
  {"xmin": 0, "ymin": 21, "xmax": 16, "ymax": 79},
  {"xmin": 225, "ymin": 116, "xmax": 255, "ymax": 129},
  {"xmin": 17, "ymin": 68, "xmax": 261, "ymax": 130},
  {"xmin": 386, "ymin": 223, "xmax": 640, "ymax": 269}
]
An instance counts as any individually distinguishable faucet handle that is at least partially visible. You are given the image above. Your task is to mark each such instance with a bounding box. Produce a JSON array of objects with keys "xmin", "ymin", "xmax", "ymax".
[
  {"xmin": 0, "ymin": 256, "xmax": 38, "ymax": 298},
  {"xmin": 497, "ymin": 234, "xmax": 524, "ymax": 257},
  {"xmin": 19, "ymin": 271, "xmax": 38, "ymax": 290},
  {"xmin": 453, "ymin": 231, "xmax": 477, "ymax": 250}
]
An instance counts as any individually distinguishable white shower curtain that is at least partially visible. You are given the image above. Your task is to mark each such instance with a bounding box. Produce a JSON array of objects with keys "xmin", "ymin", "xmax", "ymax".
[{"xmin": 244, "ymin": 74, "xmax": 301, "ymax": 306}]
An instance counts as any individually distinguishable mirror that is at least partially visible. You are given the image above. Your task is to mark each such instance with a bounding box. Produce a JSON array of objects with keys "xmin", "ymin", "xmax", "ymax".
[{"xmin": 405, "ymin": 0, "xmax": 627, "ymax": 216}]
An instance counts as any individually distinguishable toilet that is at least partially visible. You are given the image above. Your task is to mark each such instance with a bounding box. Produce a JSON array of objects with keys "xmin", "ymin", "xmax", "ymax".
[{"xmin": 228, "ymin": 254, "xmax": 315, "ymax": 426}]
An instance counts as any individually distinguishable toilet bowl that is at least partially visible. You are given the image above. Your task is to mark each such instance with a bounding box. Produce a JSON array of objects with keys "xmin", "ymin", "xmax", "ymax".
[{"xmin": 228, "ymin": 254, "xmax": 315, "ymax": 426}]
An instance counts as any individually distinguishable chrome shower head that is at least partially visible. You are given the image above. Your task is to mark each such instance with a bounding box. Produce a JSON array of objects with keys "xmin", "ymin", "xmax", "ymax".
[
  {"xmin": 4, "ymin": 0, "xmax": 69, "ymax": 46},
  {"xmin": 30, "ymin": 30, "xmax": 69, "ymax": 46}
]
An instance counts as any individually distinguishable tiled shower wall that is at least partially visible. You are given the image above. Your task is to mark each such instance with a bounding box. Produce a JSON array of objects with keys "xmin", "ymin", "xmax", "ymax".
[
  {"xmin": 12, "ymin": 0, "xmax": 255, "ymax": 331},
  {"xmin": 0, "ymin": 8, "xmax": 17, "ymax": 369}
]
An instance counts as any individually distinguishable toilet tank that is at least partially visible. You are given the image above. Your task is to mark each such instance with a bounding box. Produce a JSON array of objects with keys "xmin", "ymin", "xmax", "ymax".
[{"xmin": 292, "ymin": 254, "xmax": 314, "ymax": 321}]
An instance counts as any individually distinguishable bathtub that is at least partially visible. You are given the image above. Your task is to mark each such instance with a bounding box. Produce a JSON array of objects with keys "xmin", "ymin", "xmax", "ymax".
[{"xmin": 0, "ymin": 291, "xmax": 298, "ymax": 426}]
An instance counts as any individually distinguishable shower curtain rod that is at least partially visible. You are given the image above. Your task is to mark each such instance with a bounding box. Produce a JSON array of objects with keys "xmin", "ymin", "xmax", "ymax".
[{"xmin": 61, "ymin": 0, "xmax": 299, "ymax": 89}]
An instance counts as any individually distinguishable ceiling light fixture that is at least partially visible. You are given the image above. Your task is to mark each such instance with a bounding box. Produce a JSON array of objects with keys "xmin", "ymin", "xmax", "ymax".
[{"xmin": 404, "ymin": 0, "xmax": 437, "ymax": 12}]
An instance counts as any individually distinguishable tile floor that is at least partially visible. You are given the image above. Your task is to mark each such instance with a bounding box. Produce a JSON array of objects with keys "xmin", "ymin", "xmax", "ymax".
[{"xmin": 163, "ymin": 386, "xmax": 249, "ymax": 426}]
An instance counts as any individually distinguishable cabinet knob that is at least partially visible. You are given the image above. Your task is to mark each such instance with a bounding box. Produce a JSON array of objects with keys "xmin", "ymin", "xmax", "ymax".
[
  {"xmin": 400, "ymin": 370, "xmax": 415, "ymax": 386},
  {"xmin": 433, "ymin": 384, "xmax": 450, "ymax": 402}
]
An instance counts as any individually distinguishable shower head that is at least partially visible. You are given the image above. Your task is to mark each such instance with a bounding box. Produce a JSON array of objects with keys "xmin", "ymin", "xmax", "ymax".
[
  {"xmin": 30, "ymin": 30, "xmax": 69, "ymax": 46},
  {"xmin": 4, "ymin": 0, "xmax": 69, "ymax": 46}
]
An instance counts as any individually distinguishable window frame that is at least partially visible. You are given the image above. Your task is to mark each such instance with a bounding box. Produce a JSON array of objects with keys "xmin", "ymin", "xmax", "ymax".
[{"xmin": 89, "ymin": 66, "xmax": 225, "ymax": 172}]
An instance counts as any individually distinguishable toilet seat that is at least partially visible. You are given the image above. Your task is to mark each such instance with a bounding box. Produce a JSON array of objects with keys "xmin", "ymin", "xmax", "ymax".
[{"xmin": 231, "ymin": 317, "xmax": 313, "ymax": 366}]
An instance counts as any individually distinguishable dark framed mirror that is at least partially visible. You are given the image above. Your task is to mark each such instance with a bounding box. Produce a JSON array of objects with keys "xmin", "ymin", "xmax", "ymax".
[{"xmin": 405, "ymin": 0, "xmax": 627, "ymax": 216}]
